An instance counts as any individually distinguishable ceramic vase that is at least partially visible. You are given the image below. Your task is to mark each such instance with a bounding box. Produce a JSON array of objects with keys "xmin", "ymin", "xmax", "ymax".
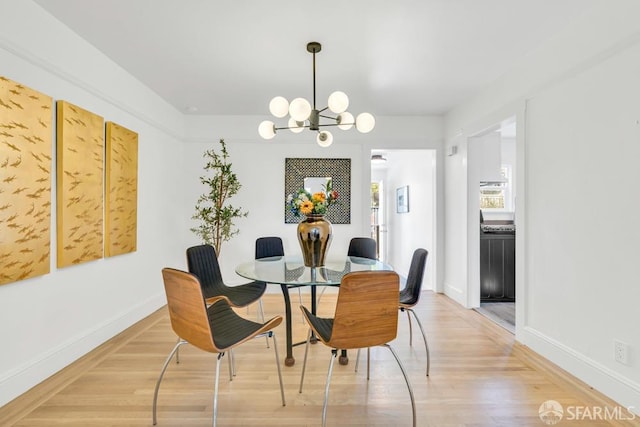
[{"xmin": 297, "ymin": 214, "xmax": 332, "ymax": 267}]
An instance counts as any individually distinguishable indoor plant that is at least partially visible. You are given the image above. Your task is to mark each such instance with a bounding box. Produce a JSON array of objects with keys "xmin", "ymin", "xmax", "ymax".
[{"xmin": 191, "ymin": 138, "xmax": 248, "ymax": 255}]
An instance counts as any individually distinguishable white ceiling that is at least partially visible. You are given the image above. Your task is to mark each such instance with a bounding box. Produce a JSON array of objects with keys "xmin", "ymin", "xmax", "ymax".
[{"xmin": 32, "ymin": 0, "xmax": 598, "ymax": 117}]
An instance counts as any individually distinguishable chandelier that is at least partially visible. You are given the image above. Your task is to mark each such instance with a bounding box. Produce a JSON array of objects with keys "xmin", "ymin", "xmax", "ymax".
[{"xmin": 258, "ymin": 42, "xmax": 375, "ymax": 147}]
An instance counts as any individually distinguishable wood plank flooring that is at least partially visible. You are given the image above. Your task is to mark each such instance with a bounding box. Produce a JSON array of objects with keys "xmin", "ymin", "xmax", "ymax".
[{"xmin": 0, "ymin": 291, "xmax": 635, "ymax": 426}]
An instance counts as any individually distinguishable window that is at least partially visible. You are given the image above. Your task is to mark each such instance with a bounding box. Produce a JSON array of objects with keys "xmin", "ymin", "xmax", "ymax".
[{"xmin": 480, "ymin": 166, "xmax": 511, "ymax": 210}]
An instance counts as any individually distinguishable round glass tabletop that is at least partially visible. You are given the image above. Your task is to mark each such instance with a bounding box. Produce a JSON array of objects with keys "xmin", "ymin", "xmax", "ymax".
[{"xmin": 235, "ymin": 255, "xmax": 393, "ymax": 286}]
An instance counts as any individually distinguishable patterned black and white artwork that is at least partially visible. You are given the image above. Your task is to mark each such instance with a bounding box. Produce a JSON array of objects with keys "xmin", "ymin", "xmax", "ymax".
[{"xmin": 284, "ymin": 157, "xmax": 351, "ymax": 224}]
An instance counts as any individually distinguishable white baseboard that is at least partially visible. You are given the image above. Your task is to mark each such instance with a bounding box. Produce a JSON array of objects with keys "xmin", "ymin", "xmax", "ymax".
[
  {"xmin": 444, "ymin": 281, "xmax": 466, "ymax": 307},
  {"xmin": 521, "ymin": 326, "xmax": 640, "ymax": 414},
  {"xmin": 0, "ymin": 293, "xmax": 166, "ymax": 407}
]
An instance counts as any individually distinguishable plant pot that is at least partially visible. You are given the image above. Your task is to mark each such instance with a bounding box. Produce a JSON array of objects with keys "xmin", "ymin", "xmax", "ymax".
[{"xmin": 297, "ymin": 214, "xmax": 332, "ymax": 267}]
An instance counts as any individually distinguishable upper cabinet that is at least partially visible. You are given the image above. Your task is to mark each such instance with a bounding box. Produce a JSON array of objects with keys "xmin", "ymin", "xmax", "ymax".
[{"xmin": 476, "ymin": 133, "xmax": 503, "ymax": 183}]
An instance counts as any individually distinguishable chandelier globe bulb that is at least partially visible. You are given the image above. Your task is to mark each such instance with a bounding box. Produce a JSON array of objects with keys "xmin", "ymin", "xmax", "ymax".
[
  {"xmin": 328, "ymin": 91, "xmax": 349, "ymax": 114},
  {"xmin": 317, "ymin": 130, "xmax": 333, "ymax": 147},
  {"xmin": 269, "ymin": 96, "xmax": 289, "ymax": 118}
]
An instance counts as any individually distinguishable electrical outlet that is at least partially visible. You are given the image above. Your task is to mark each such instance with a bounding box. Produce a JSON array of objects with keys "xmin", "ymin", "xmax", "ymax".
[{"xmin": 614, "ymin": 340, "xmax": 629, "ymax": 365}]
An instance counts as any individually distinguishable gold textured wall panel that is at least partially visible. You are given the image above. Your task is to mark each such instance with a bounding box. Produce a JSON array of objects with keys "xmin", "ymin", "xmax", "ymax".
[
  {"xmin": 0, "ymin": 77, "xmax": 53, "ymax": 285},
  {"xmin": 105, "ymin": 122, "xmax": 138, "ymax": 257},
  {"xmin": 56, "ymin": 101, "xmax": 104, "ymax": 268}
]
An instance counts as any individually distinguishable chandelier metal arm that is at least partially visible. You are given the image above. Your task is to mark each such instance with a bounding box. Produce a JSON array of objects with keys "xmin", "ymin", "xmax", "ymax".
[
  {"xmin": 318, "ymin": 113, "xmax": 337, "ymax": 120},
  {"xmin": 275, "ymin": 122, "xmax": 355, "ymax": 132}
]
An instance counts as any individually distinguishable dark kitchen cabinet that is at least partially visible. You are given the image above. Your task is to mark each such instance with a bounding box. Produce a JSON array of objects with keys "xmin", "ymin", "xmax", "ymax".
[{"xmin": 480, "ymin": 233, "xmax": 515, "ymax": 302}]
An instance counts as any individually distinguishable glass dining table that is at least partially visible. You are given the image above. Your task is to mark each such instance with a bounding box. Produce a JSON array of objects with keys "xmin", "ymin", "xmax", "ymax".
[{"xmin": 235, "ymin": 255, "xmax": 393, "ymax": 366}]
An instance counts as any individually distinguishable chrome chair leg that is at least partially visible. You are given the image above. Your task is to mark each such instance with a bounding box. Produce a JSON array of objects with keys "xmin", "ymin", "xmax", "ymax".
[
  {"xmin": 258, "ymin": 299, "xmax": 270, "ymax": 348},
  {"xmin": 269, "ymin": 331, "xmax": 286, "ymax": 406},
  {"xmin": 298, "ymin": 329, "xmax": 312, "ymax": 393},
  {"xmin": 406, "ymin": 309, "xmax": 413, "ymax": 346},
  {"xmin": 322, "ymin": 350, "xmax": 338, "ymax": 427},
  {"xmin": 153, "ymin": 339, "xmax": 188, "ymax": 425},
  {"xmin": 298, "ymin": 289, "xmax": 304, "ymax": 323},
  {"xmin": 213, "ymin": 352, "xmax": 224, "ymax": 427},
  {"xmin": 228, "ymin": 349, "xmax": 234, "ymax": 381},
  {"xmin": 354, "ymin": 348, "xmax": 371, "ymax": 380},
  {"xmin": 408, "ymin": 308, "xmax": 430, "ymax": 376},
  {"xmin": 383, "ymin": 344, "xmax": 416, "ymax": 427},
  {"xmin": 366, "ymin": 347, "xmax": 370, "ymax": 380},
  {"xmin": 175, "ymin": 336, "xmax": 181, "ymax": 364}
]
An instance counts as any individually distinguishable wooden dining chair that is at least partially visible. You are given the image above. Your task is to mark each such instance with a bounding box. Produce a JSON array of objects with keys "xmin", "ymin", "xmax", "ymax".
[
  {"xmin": 187, "ymin": 244, "xmax": 267, "ymax": 313},
  {"xmin": 182, "ymin": 244, "xmax": 268, "ymax": 374},
  {"xmin": 298, "ymin": 271, "xmax": 416, "ymax": 427},
  {"xmin": 327, "ymin": 236, "xmax": 378, "ymax": 364},
  {"xmin": 356, "ymin": 248, "xmax": 431, "ymax": 377},
  {"xmin": 153, "ymin": 268, "xmax": 285, "ymax": 427}
]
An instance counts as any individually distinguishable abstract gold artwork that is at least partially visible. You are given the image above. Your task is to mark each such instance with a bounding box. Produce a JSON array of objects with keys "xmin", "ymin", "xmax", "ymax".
[
  {"xmin": 0, "ymin": 76, "xmax": 53, "ymax": 285},
  {"xmin": 105, "ymin": 122, "xmax": 138, "ymax": 257},
  {"xmin": 56, "ymin": 101, "xmax": 104, "ymax": 268}
]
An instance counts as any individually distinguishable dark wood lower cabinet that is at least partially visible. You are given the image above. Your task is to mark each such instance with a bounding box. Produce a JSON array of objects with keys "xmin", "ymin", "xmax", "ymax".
[{"xmin": 480, "ymin": 233, "xmax": 515, "ymax": 302}]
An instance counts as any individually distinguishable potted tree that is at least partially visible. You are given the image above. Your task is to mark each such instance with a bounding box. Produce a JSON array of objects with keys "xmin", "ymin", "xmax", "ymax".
[{"xmin": 191, "ymin": 138, "xmax": 248, "ymax": 255}]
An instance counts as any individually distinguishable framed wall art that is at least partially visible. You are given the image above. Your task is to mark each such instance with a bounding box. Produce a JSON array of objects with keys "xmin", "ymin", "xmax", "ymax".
[
  {"xmin": 0, "ymin": 76, "xmax": 53, "ymax": 285},
  {"xmin": 105, "ymin": 122, "xmax": 138, "ymax": 257},
  {"xmin": 396, "ymin": 185, "xmax": 409, "ymax": 213},
  {"xmin": 56, "ymin": 100, "xmax": 104, "ymax": 268}
]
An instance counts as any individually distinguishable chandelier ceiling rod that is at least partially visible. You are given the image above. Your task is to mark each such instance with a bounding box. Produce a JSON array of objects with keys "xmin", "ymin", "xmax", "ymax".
[{"xmin": 310, "ymin": 42, "xmax": 318, "ymax": 111}]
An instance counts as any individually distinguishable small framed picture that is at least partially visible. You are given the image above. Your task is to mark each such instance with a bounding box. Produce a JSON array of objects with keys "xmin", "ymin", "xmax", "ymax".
[{"xmin": 396, "ymin": 185, "xmax": 409, "ymax": 213}]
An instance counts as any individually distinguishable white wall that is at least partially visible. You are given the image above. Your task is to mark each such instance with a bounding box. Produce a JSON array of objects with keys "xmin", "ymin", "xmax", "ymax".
[
  {"xmin": 444, "ymin": 0, "xmax": 640, "ymax": 411},
  {"xmin": 382, "ymin": 150, "xmax": 435, "ymax": 289},
  {"xmin": 0, "ymin": 0, "xmax": 187, "ymax": 406}
]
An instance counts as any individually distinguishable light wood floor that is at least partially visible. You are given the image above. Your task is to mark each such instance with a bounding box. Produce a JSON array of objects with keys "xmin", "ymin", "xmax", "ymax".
[{"xmin": 0, "ymin": 291, "xmax": 635, "ymax": 426}]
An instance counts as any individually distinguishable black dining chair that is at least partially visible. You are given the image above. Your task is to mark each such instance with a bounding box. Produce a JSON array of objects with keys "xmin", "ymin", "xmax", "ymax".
[
  {"xmin": 347, "ymin": 237, "xmax": 377, "ymax": 260},
  {"xmin": 255, "ymin": 236, "xmax": 304, "ymax": 321},
  {"xmin": 399, "ymin": 248, "xmax": 430, "ymax": 376},
  {"xmin": 318, "ymin": 237, "xmax": 377, "ymax": 305}
]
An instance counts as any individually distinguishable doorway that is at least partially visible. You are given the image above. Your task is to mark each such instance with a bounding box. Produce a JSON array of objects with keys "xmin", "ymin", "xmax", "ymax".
[
  {"xmin": 467, "ymin": 117, "xmax": 517, "ymax": 332},
  {"xmin": 370, "ymin": 149, "xmax": 437, "ymax": 290}
]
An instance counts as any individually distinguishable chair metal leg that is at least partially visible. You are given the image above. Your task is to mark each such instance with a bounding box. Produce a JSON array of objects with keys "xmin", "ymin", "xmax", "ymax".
[
  {"xmin": 354, "ymin": 348, "xmax": 371, "ymax": 380},
  {"xmin": 152, "ymin": 339, "xmax": 188, "ymax": 425},
  {"xmin": 406, "ymin": 309, "xmax": 413, "ymax": 346},
  {"xmin": 175, "ymin": 336, "xmax": 181, "ymax": 364},
  {"xmin": 270, "ymin": 331, "xmax": 286, "ymax": 406},
  {"xmin": 298, "ymin": 329, "xmax": 313, "ymax": 393},
  {"xmin": 383, "ymin": 344, "xmax": 416, "ymax": 427},
  {"xmin": 316, "ymin": 286, "xmax": 327, "ymax": 307},
  {"xmin": 213, "ymin": 352, "xmax": 223, "ymax": 427},
  {"xmin": 228, "ymin": 349, "xmax": 234, "ymax": 381},
  {"xmin": 258, "ymin": 299, "xmax": 270, "ymax": 348},
  {"xmin": 366, "ymin": 347, "xmax": 370, "ymax": 380},
  {"xmin": 322, "ymin": 350, "xmax": 338, "ymax": 427},
  {"xmin": 408, "ymin": 308, "xmax": 430, "ymax": 376},
  {"xmin": 298, "ymin": 289, "xmax": 305, "ymax": 323}
]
